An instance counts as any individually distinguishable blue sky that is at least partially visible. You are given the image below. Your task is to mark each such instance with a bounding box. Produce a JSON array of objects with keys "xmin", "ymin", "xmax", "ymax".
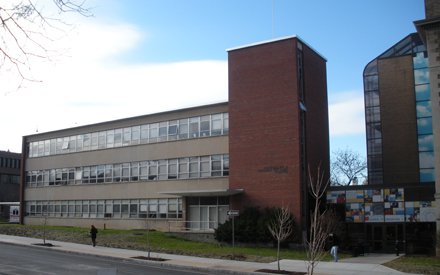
[{"xmin": 0, "ymin": 0, "xmax": 426, "ymax": 157}]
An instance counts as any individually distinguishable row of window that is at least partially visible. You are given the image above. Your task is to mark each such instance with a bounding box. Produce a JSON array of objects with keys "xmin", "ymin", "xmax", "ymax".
[
  {"xmin": 0, "ymin": 174, "xmax": 20, "ymax": 184},
  {"xmin": 413, "ymin": 52, "xmax": 435, "ymax": 182},
  {"xmin": 25, "ymin": 198, "xmax": 183, "ymax": 219},
  {"xmin": 28, "ymin": 113, "xmax": 229, "ymax": 158},
  {"xmin": 26, "ymin": 154, "xmax": 229, "ymax": 187},
  {"xmin": 0, "ymin": 157, "xmax": 20, "ymax": 169}
]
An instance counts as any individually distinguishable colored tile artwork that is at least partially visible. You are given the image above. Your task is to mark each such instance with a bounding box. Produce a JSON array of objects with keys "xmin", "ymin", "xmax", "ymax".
[
  {"xmin": 326, "ymin": 191, "xmax": 345, "ymax": 204},
  {"xmin": 346, "ymin": 203, "xmax": 364, "ymax": 222},
  {"xmin": 384, "ymin": 201, "xmax": 405, "ymax": 222},
  {"xmin": 364, "ymin": 203, "xmax": 384, "ymax": 222},
  {"xmin": 346, "ymin": 190, "xmax": 364, "ymax": 203},
  {"xmin": 364, "ymin": 189, "xmax": 383, "ymax": 203},
  {"xmin": 384, "ymin": 188, "xmax": 404, "ymax": 202},
  {"xmin": 405, "ymin": 201, "xmax": 436, "ymax": 222}
]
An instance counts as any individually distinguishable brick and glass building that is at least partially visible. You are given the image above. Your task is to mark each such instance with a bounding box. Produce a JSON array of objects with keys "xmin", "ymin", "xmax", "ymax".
[
  {"xmin": 0, "ymin": 150, "xmax": 21, "ymax": 220},
  {"xmin": 327, "ymin": 2, "xmax": 438, "ymax": 254},
  {"xmin": 20, "ymin": 36, "xmax": 329, "ymax": 239}
]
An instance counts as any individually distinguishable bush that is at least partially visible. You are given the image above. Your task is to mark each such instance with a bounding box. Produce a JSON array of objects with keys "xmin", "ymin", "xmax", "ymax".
[{"xmin": 214, "ymin": 207, "xmax": 295, "ymax": 244}]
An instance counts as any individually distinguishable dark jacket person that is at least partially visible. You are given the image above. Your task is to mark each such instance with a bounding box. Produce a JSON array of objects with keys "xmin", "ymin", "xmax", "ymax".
[{"xmin": 90, "ymin": 225, "xmax": 98, "ymax": 247}]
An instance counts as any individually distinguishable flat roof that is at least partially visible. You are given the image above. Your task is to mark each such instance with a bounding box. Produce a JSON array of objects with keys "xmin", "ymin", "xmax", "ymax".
[
  {"xmin": 226, "ymin": 35, "xmax": 327, "ymax": 61},
  {"xmin": 24, "ymin": 101, "xmax": 228, "ymax": 139}
]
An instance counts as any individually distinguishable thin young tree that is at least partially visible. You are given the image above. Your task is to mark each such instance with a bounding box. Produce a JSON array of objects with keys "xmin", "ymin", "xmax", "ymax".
[
  {"xmin": 306, "ymin": 166, "xmax": 337, "ymax": 275},
  {"xmin": 267, "ymin": 206, "xmax": 294, "ymax": 271}
]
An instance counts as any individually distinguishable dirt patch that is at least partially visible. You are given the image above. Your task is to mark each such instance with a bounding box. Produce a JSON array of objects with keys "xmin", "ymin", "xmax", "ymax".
[
  {"xmin": 131, "ymin": 256, "xmax": 168, "ymax": 262},
  {"xmin": 255, "ymin": 269, "xmax": 305, "ymax": 275},
  {"xmin": 32, "ymin": 243, "xmax": 56, "ymax": 247}
]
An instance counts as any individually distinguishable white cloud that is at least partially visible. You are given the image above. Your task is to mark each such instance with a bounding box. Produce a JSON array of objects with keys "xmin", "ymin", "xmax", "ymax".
[
  {"xmin": 328, "ymin": 91, "xmax": 365, "ymax": 136},
  {"xmin": 0, "ymin": 20, "xmax": 228, "ymax": 153}
]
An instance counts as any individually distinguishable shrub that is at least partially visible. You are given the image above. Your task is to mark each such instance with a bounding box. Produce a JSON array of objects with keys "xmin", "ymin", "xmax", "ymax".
[{"xmin": 214, "ymin": 207, "xmax": 295, "ymax": 244}]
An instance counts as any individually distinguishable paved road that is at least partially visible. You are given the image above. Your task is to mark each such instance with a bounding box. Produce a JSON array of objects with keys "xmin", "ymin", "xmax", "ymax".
[{"xmin": 0, "ymin": 243, "xmax": 209, "ymax": 275}]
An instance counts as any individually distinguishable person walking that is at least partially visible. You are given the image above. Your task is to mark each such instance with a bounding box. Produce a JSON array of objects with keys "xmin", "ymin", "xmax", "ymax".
[
  {"xmin": 90, "ymin": 225, "xmax": 98, "ymax": 247},
  {"xmin": 329, "ymin": 233, "xmax": 339, "ymax": 262}
]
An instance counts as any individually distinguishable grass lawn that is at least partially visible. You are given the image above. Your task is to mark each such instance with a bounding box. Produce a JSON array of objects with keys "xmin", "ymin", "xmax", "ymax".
[
  {"xmin": 0, "ymin": 223, "xmax": 331, "ymax": 262},
  {"xmin": 383, "ymin": 255, "xmax": 440, "ymax": 275}
]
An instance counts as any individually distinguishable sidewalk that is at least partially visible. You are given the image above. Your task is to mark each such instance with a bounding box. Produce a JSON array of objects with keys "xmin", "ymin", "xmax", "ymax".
[{"xmin": 0, "ymin": 234, "xmax": 421, "ymax": 275}]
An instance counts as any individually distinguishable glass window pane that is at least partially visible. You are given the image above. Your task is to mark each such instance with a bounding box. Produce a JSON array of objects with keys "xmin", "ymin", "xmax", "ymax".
[
  {"xmin": 413, "ymin": 51, "xmax": 428, "ymax": 69},
  {"xmin": 200, "ymin": 115, "xmax": 210, "ymax": 137},
  {"xmin": 416, "ymin": 101, "xmax": 432, "ymax": 118},
  {"xmin": 417, "ymin": 117, "xmax": 433, "ymax": 135},
  {"xmin": 189, "ymin": 117, "xmax": 199, "ymax": 138},
  {"xmin": 140, "ymin": 125, "xmax": 149, "ymax": 143},
  {"xmin": 364, "ymin": 75, "xmax": 378, "ymax": 91},
  {"xmin": 415, "ymin": 84, "xmax": 430, "ymax": 101},
  {"xmin": 419, "ymin": 151, "xmax": 434, "ymax": 169},
  {"xmin": 106, "ymin": 130, "xmax": 114, "ymax": 148},
  {"xmin": 179, "ymin": 119, "xmax": 188, "ymax": 139},
  {"xmin": 414, "ymin": 68, "xmax": 429, "ymax": 85},
  {"xmin": 149, "ymin": 123, "xmax": 158, "ymax": 143},
  {"xmin": 114, "ymin": 129, "xmax": 122, "ymax": 147},
  {"xmin": 123, "ymin": 128, "xmax": 131, "ymax": 146},
  {"xmin": 418, "ymin": 135, "xmax": 433, "ymax": 152},
  {"xmin": 420, "ymin": 169, "xmax": 435, "ymax": 182}
]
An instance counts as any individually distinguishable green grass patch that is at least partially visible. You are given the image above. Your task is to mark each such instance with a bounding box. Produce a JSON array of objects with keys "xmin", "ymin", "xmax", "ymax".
[{"xmin": 383, "ymin": 255, "xmax": 440, "ymax": 275}]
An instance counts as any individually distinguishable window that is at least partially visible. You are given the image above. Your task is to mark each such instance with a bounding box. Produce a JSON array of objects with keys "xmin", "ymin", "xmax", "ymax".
[
  {"xmin": 113, "ymin": 164, "xmax": 122, "ymax": 182},
  {"xmin": 168, "ymin": 159, "xmax": 177, "ymax": 179},
  {"xmin": 131, "ymin": 162, "xmax": 139, "ymax": 181},
  {"xmin": 97, "ymin": 165, "xmax": 105, "ymax": 183},
  {"xmin": 158, "ymin": 160, "xmax": 167, "ymax": 180},
  {"xmin": 106, "ymin": 130, "xmax": 114, "ymax": 148},
  {"xmin": 91, "ymin": 132, "xmax": 98, "ymax": 150},
  {"xmin": 168, "ymin": 120, "xmax": 178, "ymax": 140},
  {"xmin": 179, "ymin": 158, "xmax": 189, "ymax": 179},
  {"xmin": 158, "ymin": 122, "xmax": 168, "ymax": 142},
  {"xmin": 223, "ymin": 155, "xmax": 229, "ymax": 176},
  {"xmin": 83, "ymin": 134, "xmax": 91, "ymax": 151},
  {"xmin": 105, "ymin": 165, "xmax": 113, "ymax": 183},
  {"xmin": 98, "ymin": 132, "xmax": 106, "ymax": 149},
  {"xmin": 69, "ymin": 136, "xmax": 76, "ymax": 153},
  {"xmin": 130, "ymin": 200, "xmax": 138, "ymax": 218},
  {"xmin": 189, "ymin": 117, "xmax": 199, "ymax": 138},
  {"xmin": 211, "ymin": 155, "xmax": 222, "ymax": 176},
  {"xmin": 223, "ymin": 113, "xmax": 229, "ymax": 134},
  {"xmin": 114, "ymin": 129, "xmax": 122, "ymax": 147},
  {"xmin": 89, "ymin": 166, "xmax": 97, "ymax": 183},
  {"xmin": 76, "ymin": 136, "xmax": 83, "ymax": 152},
  {"xmin": 131, "ymin": 126, "xmax": 140, "ymax": 145},
  {"xmin": 140, "ymin": 125, "xmax": 148, "ymax": 143},
  {"xmin": 179, "ymin": 119, "xmax": 188, "ymax": 139},
  {"xmin": 148, "ymin": 161, "xmax": 158, "ymax": 180},
  {"xmin": 123, "ymin": 127, "xmax": 131, "ymax": 146},
  {"xmin": 122, "ymin": 163, "xmax": 130, "ymax": 181},
  {"xmin": 211, "ymin": 114, "xmax": 222, "ymax": 136},
  {"xmin": 189, "ymin": 157, "xmax": 199, "ymax": 178},
  {"xmin": 139, "ymin": 161, "xmax": 148, "ymax": 180},
  {"xmin": 200, "ymin": 115, "xmax": 210, "ymax": 137},
  {"xmin": 149, "ymin": 123, "xmax": 158, "ymax": 143},
  {"xmin": 82, "ymin": 167, "xmax": 90, "ymax": 184},
  {"xmin": 44, "ymin": 140, "xmax": 50, "ymax": 156},
  {"xmin": 200, "ymin": 156, "xmax": 210, "ymax": 177}
]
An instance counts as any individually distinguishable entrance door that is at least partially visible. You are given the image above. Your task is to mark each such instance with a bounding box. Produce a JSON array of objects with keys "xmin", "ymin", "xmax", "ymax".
[{"xmin": 372, "ymin": 225, "xmax": 383, "ymax": 251}]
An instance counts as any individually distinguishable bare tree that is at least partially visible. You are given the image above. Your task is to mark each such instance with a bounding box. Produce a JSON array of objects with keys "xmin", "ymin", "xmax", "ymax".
[
  {"xmin": 306, "ymin": 166, "xmax": 337, "ymax": 275},
  {"xmin": 0, "ymin": 0, "xmax": 91, "ymax": 89},
  {"xmin": 267, "ymin": 206, "xmax": 294, "ymax": 271},
  {"xmin": 331, "ymin": 148, "xmax": 367, "ymax": 186}
]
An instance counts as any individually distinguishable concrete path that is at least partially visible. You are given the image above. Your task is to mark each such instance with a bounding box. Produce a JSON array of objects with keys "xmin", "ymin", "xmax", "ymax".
[{"xmin": 0, "ymin": 234, "xmax": 421, "ymax": 275}]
